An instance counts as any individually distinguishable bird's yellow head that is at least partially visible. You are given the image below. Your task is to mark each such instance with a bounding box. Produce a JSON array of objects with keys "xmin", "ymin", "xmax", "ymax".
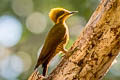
[{"xmin": 49, "ymin": 8, "xmax": 78, "ymax": 24}]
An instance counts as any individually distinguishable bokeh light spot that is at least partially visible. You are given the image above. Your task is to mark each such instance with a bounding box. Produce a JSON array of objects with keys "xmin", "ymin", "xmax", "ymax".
[
  {"xmin": 0, "ymin": 55, "xmax": 23, "ymax": 79},
  {"xmin": 17, "ymin": 51, "xmax": 32, "ymax": 72},
  {"xmin": 0, "ymin": 15, "xmax": 22, "ymax": 47},
  {"xmin": 26, "ymin": 12, "xmax": 47, "ymax": 34},
  {"xmin": 12, "ymin": 0, "xmax": 33, "ymax": 17}
]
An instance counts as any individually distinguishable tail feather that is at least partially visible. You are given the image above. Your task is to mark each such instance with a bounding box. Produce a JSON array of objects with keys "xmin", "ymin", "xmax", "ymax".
[
  {"xmin": 34, "ymin": 64, "xmax": 39, "ymax": 70},
  {"xmin": 42, "ymin": 62, "xmax": 48, "ymax": 76},
  {"xmin": 34, "ymin": 60, "xmax": 42, "ymax": 70}
]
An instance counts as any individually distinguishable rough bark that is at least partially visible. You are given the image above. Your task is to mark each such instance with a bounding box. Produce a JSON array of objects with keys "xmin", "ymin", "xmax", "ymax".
[{"xmin": 28, "ymin": 0, "xmax": 120, "ymax": 80}]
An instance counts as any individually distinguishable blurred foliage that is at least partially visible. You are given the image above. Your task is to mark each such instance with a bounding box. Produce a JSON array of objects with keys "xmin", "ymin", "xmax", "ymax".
[{"xmin": 0, "ymin": 0, "xmax": 120, "ymax": 80}]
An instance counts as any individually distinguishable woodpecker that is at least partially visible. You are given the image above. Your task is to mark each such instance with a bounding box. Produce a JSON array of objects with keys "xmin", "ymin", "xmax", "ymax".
[{"xmin": 34, "ymin": 8, "xmax": 78, "ymax": 76}]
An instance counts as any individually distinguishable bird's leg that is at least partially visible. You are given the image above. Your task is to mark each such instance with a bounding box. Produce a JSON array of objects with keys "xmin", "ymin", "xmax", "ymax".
[
  {"xmin": 42, "ymin": 61, "xmax": 49, "ymax": 77},
  {"xmin": 62, "ymin": 48, "xmax": 77, "ymax": 54},
  {"xmin": 62, "ymin": 48, "xmax": 68, "ymax": 54},
  {"xmin": 60, "ymin": 48, "xmax": 68, "ymax": 57}
]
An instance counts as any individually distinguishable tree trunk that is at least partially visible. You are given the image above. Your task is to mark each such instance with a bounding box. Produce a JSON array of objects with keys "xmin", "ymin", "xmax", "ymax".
[{"xmin": 28, "ymin": 0, "xmax": 120, "ymax": 80}]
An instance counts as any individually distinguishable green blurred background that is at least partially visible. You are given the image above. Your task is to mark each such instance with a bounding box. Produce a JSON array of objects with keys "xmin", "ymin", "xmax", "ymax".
[{"xmin": 0, "ymin": 0, "xmax": 120, "ymax": 80}]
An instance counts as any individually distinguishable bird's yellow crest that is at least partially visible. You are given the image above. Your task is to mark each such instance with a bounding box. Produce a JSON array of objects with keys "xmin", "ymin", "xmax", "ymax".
[{"xmin": 49, "ymin": 8, "xmax": 73, "ymax": 23}]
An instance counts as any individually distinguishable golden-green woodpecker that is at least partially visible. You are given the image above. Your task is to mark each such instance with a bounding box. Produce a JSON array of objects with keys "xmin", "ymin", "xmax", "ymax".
[{"xmin": 34, "ymin": 8, "xmax": 78, "ymax": 76}]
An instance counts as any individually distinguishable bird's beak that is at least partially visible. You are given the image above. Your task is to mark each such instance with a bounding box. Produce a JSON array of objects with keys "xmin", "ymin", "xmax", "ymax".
[{"xmin": 69, "ymin": 11, "xmax": 78, "ymax": 14}]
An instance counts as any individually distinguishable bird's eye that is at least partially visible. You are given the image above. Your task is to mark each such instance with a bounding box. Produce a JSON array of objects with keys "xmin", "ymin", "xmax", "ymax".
[
  {"xmin": 56, "ymin": 11, "xmax": 65, "ymax": 19},
  {"xmin": 59, "ymin": 11, "xmax": 65, "ymax": 14}
]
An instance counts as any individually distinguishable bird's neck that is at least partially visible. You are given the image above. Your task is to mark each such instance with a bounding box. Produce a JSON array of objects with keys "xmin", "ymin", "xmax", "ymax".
[
  {"xmin": 56, "ymin": 16, "xmax": 67, "ymax": 24},
  {"xmin": 56, "ymin": 20, "xmax": 66, "ymax": 26}
]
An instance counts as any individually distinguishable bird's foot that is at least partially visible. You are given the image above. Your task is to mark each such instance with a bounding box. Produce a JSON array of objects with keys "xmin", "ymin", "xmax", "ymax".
[{"xmin": 62, "ymin": 49, "xmax": 68, "ymax": 54}]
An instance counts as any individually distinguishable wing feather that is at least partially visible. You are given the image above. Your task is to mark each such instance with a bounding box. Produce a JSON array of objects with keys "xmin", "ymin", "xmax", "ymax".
[{"xmin": 34, "ymin": 24, "xmax": 66, "ymax": 69}]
